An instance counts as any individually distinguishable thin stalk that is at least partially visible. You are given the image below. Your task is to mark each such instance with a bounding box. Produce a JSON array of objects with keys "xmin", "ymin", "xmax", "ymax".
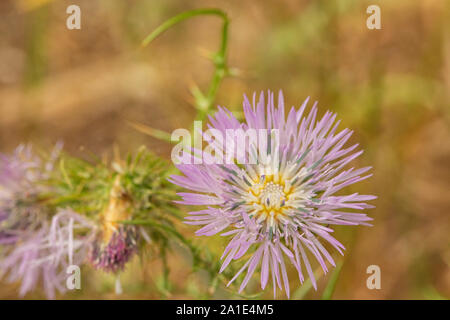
[
  {"xmin": 141, "ymin": 9, "xmax": 228, "ymax": 48},
  {"xmin": 140, "ymin": 8, "xmax": 231, "ymax": 139}
]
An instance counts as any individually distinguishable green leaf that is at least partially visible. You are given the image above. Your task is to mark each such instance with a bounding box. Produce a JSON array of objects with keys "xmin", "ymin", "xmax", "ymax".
[{"xmin": 127, "ymin": 121, "xmax": 173, "ymax": 143}]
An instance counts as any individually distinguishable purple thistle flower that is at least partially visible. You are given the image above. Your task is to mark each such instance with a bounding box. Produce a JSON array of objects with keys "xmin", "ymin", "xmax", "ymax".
[
  {"xmin": 0, "ymin": 209, "xmax": 94, "ymax": 299},
  {"xmin": 0, "ymin": 144, "xmax": 95, "ymax": 299},
  {"xmin": 0, "ymin": 144, "xmax": 58, "ymax": 245},
  {"xmin": 170, "ymin": 91, "xmax": 376, "ymax": 297}
]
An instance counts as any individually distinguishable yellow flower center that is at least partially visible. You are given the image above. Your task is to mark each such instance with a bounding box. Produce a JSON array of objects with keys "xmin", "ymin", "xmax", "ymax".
[{"xmin": 247, "ymin": 175, "xmax": 294, "ymax": 225}]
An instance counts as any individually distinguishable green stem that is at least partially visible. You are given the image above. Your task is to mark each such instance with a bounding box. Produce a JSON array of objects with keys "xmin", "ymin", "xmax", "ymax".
[
  {"xmin": 321, "ymin": 260, "xmax": 344, "ymax": 300},
  {"xmin": 160, "ymin": 241, "xmax": 171, "ymax": 296},
  {"xmin": 120, "ymin": 219, "xmax": 228, "ymax": 287}
]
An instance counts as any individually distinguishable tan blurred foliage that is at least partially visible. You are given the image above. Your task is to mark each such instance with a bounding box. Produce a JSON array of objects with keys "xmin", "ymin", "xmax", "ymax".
[{"xmin": 0, "ymin": 0, "xmax": 448, "ymax": 299}]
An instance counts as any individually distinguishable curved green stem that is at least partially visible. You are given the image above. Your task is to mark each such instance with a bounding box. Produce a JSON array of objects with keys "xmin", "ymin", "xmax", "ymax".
[
  {"xmin": 141, "ymin": 8, "xmax": 228, "ymax": 48},
  {"xmin": 141, "ymin": 8, "xmax": 230, "ymax": 121}
]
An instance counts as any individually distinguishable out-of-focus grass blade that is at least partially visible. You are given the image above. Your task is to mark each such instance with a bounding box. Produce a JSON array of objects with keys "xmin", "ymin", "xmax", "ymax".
[
  {"xmin": 127, "ymin": 120, "xmax": 173, "ymax": 143},
  {"xmin": 321, "ymin": 260, "xmax": 344, "ymax": 300},
  {"xmin": 225, "ymin": 287, "xmax": 264, "ymax": 300},
  {"xmin": 155, "ymin": 275, "xmax": 172, "ymax": 298},
  {"xmin": 292, "ymin": 268, "xmax": 324, "ymax": 300},
  {"xmin": 423, "ymin": 285, "xmax": 447, "ymax": 300}
]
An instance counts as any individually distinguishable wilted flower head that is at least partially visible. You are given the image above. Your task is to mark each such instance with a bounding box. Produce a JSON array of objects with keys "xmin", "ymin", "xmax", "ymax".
[
  {"xmin": 170, "ymin": 91, "xmax": 376, "ymax": 297},
  {"xmin": 0, "ymin": 142, "xmax": 181, "ymax": 298},
  {"xmin": 89, "ymin": 177, "xmax": 139, "ymax": 273},
  {"xmin": 0, "ymin": 143, "xmax": 180, "ymax": 298}
]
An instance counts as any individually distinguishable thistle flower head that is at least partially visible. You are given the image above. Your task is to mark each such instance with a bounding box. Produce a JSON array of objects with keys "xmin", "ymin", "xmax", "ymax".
[
  {"xmin": 0, "ymin": 209, "xmax": 94, "ymax": 299},
  {"xmin": 0, "ymin": 144, "xmax": 61, "ymax": 245},
  {"xmin": 0, "ymin": 145, "xmax": 44, "ymax": 245},
  {"xmin": 0, "ymin": 145, "xmax": 186, "ymax": 298},
  {"xmin": 0, "ymin": 145, "xmax": 94, "ymax": 298},
  {"xmin": 170, "ymin": 91, "xmax": 376, "ymax": 297}
]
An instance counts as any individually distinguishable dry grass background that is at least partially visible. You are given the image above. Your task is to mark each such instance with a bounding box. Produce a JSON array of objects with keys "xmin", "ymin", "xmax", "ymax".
[{"xmin": 0, "ymin": 0, "xmax": 449, "ymax": 299}]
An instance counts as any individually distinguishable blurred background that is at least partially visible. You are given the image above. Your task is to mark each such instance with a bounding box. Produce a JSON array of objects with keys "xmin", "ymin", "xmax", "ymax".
[{"xmin": 0, "ymin": 0, "xmax": 449, "ymax": 299}]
